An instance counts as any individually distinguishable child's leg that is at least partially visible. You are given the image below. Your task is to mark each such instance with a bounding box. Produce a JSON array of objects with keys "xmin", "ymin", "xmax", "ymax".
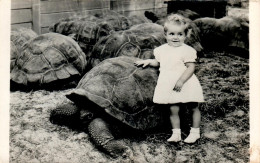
[
  {"xmin": 192, "ymin": 105, "xmax": 201, "ymax": 128},
  {"xmin": 169, "ymin": 104, "xmax": 180, "ymax": 129},
  {"xmin": 184, "ymin": 103, "xmax": 201, "ymax": 143},
  {"xmin": 167, "ymin": 104, "xmax": 182, "ymax": 142}
]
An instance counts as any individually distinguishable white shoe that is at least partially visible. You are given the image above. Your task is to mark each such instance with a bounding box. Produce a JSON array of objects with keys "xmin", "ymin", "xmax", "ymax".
[
  {"xmin": 184, "ymin": 128, "xmax": 200, "ymax": 143},
  {"xmin": 167, "ymin": 129, "xmax": 182, "ymax": 142}
]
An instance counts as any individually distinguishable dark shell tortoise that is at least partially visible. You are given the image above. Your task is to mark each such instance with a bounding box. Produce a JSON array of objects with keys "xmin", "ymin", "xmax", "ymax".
[
  {"xmin": 11, "ymin": 33, "xmax": 87, "ymax": 90},
  {"xmin": 50, "ymin": 56, "xmax": 169, "ymax": 157}
]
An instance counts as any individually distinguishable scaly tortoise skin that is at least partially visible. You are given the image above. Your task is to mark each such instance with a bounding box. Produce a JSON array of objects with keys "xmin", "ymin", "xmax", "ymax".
[
  {"xmin": 10, "ymin": 27, "xmax": 38, "ymax": 72},
  {"xmin": 50, "ymin": 56, "xmax": 169, "ymax": 157},
  {"xmin": 11, "ymin": 33, "xmax": 87, "ymax": 90}
]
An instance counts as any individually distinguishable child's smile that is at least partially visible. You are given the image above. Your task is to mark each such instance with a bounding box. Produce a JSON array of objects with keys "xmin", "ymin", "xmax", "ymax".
[{"xmin": 165, "ymin": 24, "xmax": 186, "ymax": 47}]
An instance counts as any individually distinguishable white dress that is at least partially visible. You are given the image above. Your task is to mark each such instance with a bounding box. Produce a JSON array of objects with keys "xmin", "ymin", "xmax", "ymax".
[{"xmin": 153, "ymin": 43, "xmax": 205, "ymax": 104}]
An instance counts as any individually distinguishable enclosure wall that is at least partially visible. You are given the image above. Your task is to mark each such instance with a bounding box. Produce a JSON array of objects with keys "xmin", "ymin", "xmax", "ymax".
[{"xmin": 11, "ymin": 0, "xmax": 167, "ymax": 34}]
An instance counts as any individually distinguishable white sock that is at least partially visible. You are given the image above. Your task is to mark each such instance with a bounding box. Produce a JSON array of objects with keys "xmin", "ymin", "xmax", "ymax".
[
  {"xmin": 184, "ymin": 127, "xmax": 200, "ymax": 143},
  {"xmin": 167, "ymin": 129, "xmax": 182, "ymax": 142}
]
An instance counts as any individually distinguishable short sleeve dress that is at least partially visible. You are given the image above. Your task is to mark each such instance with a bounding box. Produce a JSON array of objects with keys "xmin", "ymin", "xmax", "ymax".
[{"xmin": 153, "ymin": 43, "xmax": 204, "ymax": 104}]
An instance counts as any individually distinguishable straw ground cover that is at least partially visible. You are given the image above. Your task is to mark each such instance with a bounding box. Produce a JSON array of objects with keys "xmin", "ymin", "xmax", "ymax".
[{"xmin": 10, "ymin": 50, "xmax": 249, "ymax": 162}]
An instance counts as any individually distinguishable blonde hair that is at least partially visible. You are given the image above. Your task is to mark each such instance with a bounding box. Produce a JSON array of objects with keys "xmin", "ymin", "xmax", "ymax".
[{"xmin": 164, "ymin": 14, "xmax": 191, "ymax": 35}]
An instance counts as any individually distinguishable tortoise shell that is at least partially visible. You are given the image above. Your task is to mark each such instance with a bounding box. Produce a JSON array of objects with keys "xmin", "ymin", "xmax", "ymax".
[
  {"xmin": 88, "ymin": 23, "xmax": 166, "ymax": 70},
  {"xmin": 126, "ymin": 12, "xmax": 152, "ymax": 26},
  {"xmin": 194, "ymin": 16, "xmax": 249, "ymax": 51},
  {"xmin": 67, "ymin": 56, "xmax": 166, "ymax": 130},
  {"xmin": 11, "ymin": 33, "xmax": 87, "ymax": 88},
  {"xmin": 10, "ymin": 27, "xmax": 37, "ymax": 71},
  {"xmin": 49, "ymin": 11, "xmax": 131, "ymax": 55}
]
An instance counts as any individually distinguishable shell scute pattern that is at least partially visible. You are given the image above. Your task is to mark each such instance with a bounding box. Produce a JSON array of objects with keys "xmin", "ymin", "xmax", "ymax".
[
  {"xmin": 111, "ymin": 77, "xmax": 144, "ymax": 114},
  {"xmin": 26, "ymin": 73, "xmax": 42, "ymax": 83},
  {"xmin": 132, "ymin": 70, "xmax": 157, "ymax": 104},
  {"xmin": 23, "ymin": 56, "xmax": 49, "ymax": 74},
  {"xmin": 67, "ymin": 57, "xmax": 161, "ymax": 130},
  {"xmin": 10, "ymin": 27, "xmax": 38, "ymax": 71},
  {"xmin": 11, "ymin": 33, "xmax": 87, "ymax": 88},
  {"xmin": 43, "ymin": 48, "xmax": 68, "ymax": 68},
  {"xmin": 42, "ymin": 71, "xmax": 57, "ymax": 84},
  {"xmin": 56, "ymin": 68, "xmax": 71, "ymax": 80},
  {"xmin": 116, "ymin": 42, "xmax": 141, "ymax": 58},
  {"xmin": 85, "ymin": 75, "xmax": 114, "ymax": 100},
  {"xmin": 89, "ymin": 23, "xmax": 165, "ymax": 70},
  {"xmin": 65, "ymin": 64, "xmax": 81, "ymax": 76},
  {"xmin": 50, "ymin": 11, "xmax": 131, "ymax": 56}
]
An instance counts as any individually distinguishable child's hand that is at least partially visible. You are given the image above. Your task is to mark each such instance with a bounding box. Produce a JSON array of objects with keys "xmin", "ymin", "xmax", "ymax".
[
  {"xmin": 134, "ymin": 60, "xmax": 150, "ymax": 68},
  {"xmin": 173, "ymin": 80, "xmax": 184, "ymax": 92}
]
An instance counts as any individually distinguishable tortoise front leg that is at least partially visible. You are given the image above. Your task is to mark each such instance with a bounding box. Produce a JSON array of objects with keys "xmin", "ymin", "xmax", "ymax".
[
  {"xmin": 50, "ymin": 103, "xmax": 95, "ymax": 129},
  {"xmin": 88, "ymin": 118, "xmax": 131, "ymax": 158},
  {"xmin": 50, "ymin": 103, "xmax": 80, "ymax": 127}
]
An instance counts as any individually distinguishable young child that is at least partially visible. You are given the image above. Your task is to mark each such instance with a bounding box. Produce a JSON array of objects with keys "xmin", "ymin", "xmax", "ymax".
[{"xmin": 134, "ymin": 14, "xmax": 204, "ymax": 143}]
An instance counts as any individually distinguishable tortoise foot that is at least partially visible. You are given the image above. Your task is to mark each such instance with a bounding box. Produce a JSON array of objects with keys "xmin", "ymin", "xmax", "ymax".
[
  {"xmin": 104, "ymin": 140, "xmax": 132, "ymax": 158},
  {"xmin": 50, "ymin": 103, "xmax": 80, "ymax": 127},
  {"xmin": 88, "ymin": 118, "xmax": 132, "ymax": 158}
]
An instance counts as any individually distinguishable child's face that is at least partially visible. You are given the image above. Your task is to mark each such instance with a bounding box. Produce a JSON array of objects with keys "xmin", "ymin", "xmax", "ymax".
[{"xmin": 165, "ymin": 24, "xmax": 186, "ymax": 47}]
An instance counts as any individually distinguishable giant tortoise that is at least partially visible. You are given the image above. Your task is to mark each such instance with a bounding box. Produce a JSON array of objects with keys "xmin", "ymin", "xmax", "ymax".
[
  {"xmin": 87, "ymin": 19, "xmax": 203, "ymax": 71},
  {"xmin": 49, "ymin": 10, "xmax": 131, "ymax": 55},
  {"xmin": 194, "ymin": 16, "xmax": 249, "ymax": 53},
  {"xmin": 85, "ymin": 23, "xmax": 166, "ymax": 71},
  {"xmin": 11, "ymin": 33, "xmax": 87, "ymax": 90},
  {"xmin": 50, "ymin": 56, "xmax": 171, "ymax": 157},
  {"xmin": 10, "ymin": 27, "xmax": 38, "ymax": 72}
]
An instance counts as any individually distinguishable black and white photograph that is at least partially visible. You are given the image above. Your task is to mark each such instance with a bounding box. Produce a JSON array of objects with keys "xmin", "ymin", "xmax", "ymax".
[{"xmin": 0, "ymin": 0, "xmax": 259, "ymax": 162}]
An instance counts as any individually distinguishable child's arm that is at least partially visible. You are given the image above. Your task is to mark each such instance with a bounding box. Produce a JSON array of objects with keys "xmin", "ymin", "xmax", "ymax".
[
  {"xmin": 134, "ymin": 59, "xmax": 159, "ymax": 68},
  {"xmin": 173, "ymin": 62, "xmax": 195, "ymax": 92}
]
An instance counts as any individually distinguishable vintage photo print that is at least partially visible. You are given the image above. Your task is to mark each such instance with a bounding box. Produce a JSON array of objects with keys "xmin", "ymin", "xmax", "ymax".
[{"xmin": 1, "ymin": 0, "xmax": 259, "ymax": 162}]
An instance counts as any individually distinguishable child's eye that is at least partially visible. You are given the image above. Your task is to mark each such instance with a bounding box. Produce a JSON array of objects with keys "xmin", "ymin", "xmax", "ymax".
[
  {"xmin": 169, "ymin": 32, "xmax": 174, "ymax": 36},
  {"xmin": 178, "ymin": 33, "xmax": 183, "ymax": 36}
]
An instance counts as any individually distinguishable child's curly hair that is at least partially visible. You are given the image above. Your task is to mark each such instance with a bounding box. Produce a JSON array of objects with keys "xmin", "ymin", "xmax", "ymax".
[{"xmin": 164, "ymin": 14, "xmax": 191, "ymax": 35}]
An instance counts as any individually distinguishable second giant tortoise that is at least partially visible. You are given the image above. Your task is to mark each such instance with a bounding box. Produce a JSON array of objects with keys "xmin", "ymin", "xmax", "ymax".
[
  {"xmin": 11, "ymin": 33, "xmax": 87, "ymax": 90},
  {"xmin": 50, "ymin": 56, "xmax": 170, "ymax": 157},
  {"xmin": 86, "ymin": 23, "xmax": 166, "ymax": 70},
  {"xmin": 49, "ymin": 10, "xmax": 131, "ymax": 55},
  {"xmin": 194, "ymin": 16, "xmax": 249, "ymax": 53}
]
